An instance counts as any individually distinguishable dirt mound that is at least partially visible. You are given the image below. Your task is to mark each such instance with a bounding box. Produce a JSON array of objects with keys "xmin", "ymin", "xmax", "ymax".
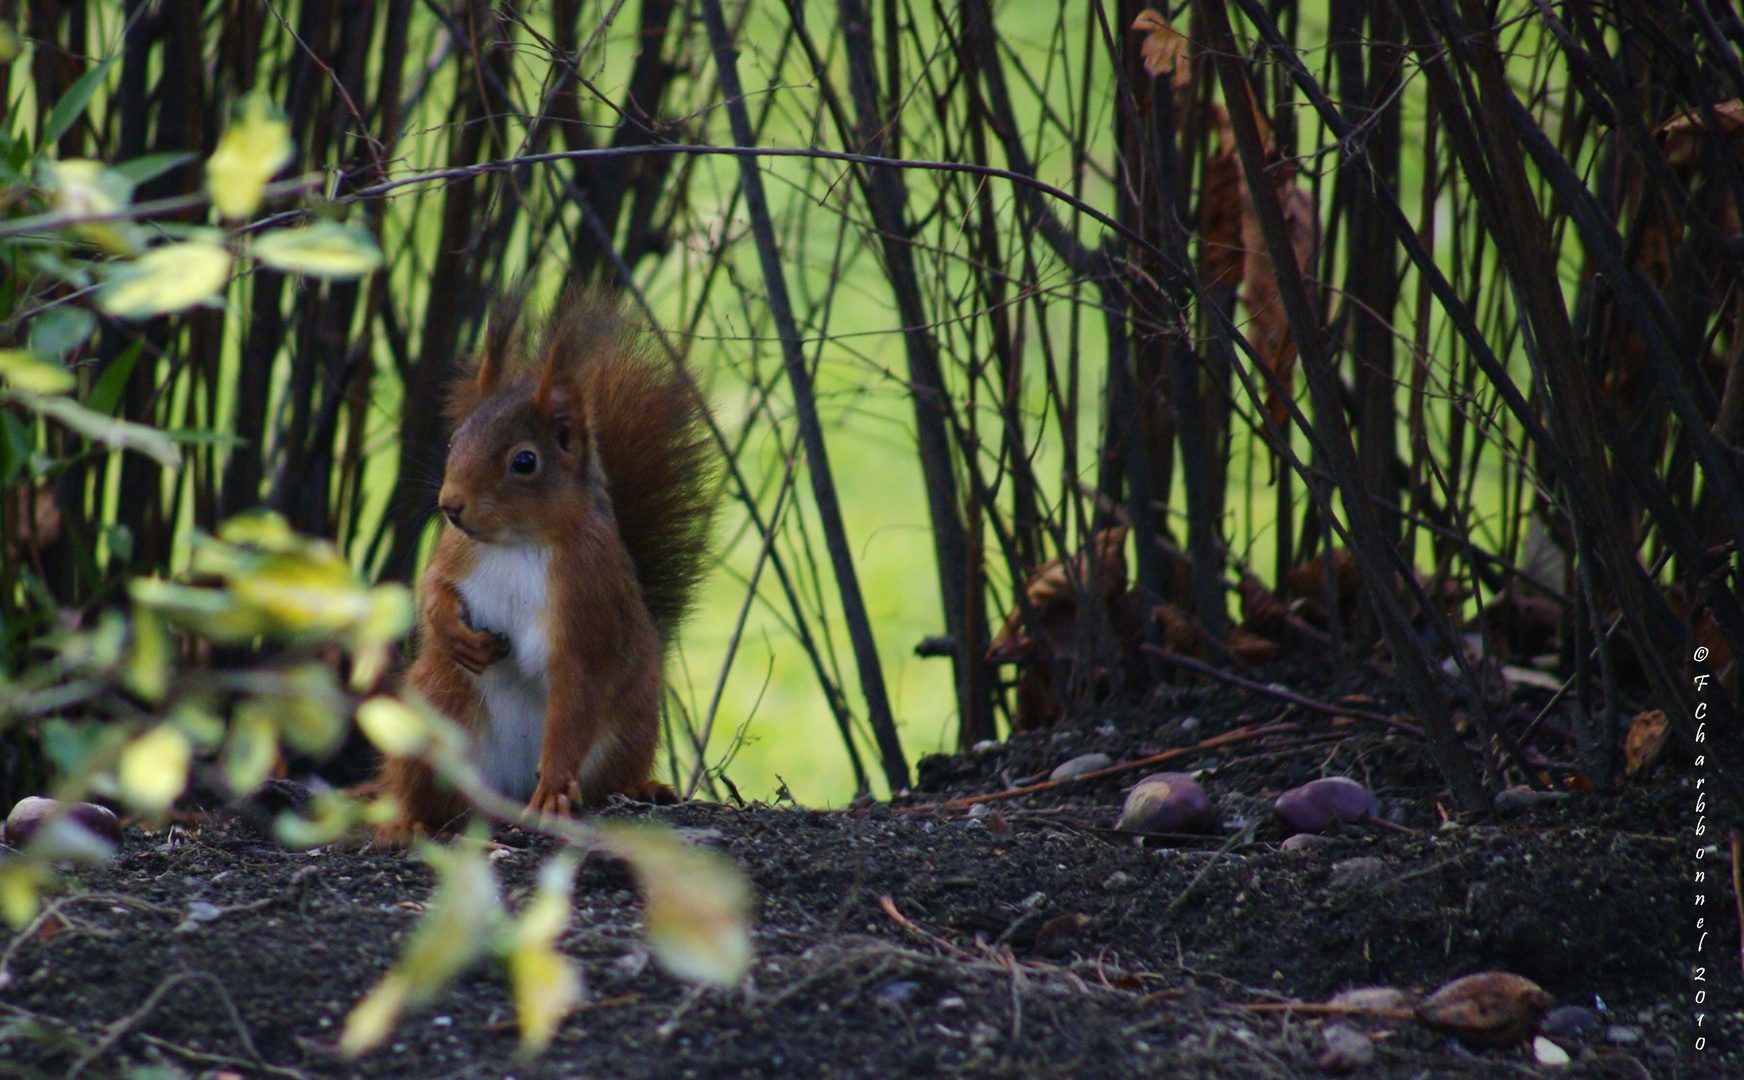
[{"xmin": 0, "ymin": 665, "xmax": 1731, "ymax": 1078}]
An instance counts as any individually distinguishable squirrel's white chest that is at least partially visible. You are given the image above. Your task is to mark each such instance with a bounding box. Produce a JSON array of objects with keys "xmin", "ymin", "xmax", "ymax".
[
  {"xmin": 456, "ymin": 544, "xmax": 553, "ymax": 799},
  {"xmin": 456, "ymin": 544, "xmax": 553, "ymax": 674}
]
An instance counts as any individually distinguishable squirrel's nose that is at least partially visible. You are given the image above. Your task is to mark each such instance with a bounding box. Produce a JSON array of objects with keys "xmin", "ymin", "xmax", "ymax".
[{"xmin": 440, "ymin": 499, "xmax": 464, "ymax": 526}]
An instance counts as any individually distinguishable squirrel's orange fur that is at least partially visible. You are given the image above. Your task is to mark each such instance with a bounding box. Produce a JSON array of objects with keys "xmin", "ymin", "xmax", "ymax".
[{"xmin": 378, "ymin": 289, "xmax": 714, "ymax": 832}]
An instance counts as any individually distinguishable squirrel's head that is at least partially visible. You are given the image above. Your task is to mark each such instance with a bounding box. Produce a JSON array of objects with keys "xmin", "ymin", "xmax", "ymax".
[{"xmin": 437, "ymin": 348, "xmax": 600, "ymax": 545}]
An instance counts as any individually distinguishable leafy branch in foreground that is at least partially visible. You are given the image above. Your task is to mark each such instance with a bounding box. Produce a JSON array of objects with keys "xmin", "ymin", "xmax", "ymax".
[{"xmin": 1, "ymin": 510, "xmax": 753, "ymax": 1058}]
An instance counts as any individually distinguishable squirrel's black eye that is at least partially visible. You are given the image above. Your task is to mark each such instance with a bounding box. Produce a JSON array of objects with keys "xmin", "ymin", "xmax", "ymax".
[{"xmin": 511, "ymin": 449, "xmax": 538, "ymax": 475}]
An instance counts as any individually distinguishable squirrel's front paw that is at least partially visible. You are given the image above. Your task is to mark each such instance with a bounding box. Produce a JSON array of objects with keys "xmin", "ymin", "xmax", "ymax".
[
  {"xmin": 525, "ymin": 779, "xmax": 584, "ymax": 821},
  {"xmin": 442, "ymin": 622, "xmax": 510, "ymax": 674}
]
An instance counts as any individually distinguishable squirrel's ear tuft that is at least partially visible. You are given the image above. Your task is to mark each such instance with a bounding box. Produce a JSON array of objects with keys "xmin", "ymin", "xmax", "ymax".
[
  {"xmin": 477, "ymin": 292, "xmax": 526, "ymax": 396},
  {"xmin": 534, "ymin": 368, "xmax": 586, "ymax": 456}
]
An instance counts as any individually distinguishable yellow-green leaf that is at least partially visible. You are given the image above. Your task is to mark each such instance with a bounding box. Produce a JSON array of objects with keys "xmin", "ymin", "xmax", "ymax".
[
  {"xmin": 206, "ymin": 92, "xmax": 293, "ymax": 220},
  {"xmin": 0, "ymin": 23, "xmax": 22, "ymax": 64},
  {"xmin": 44, "ymin": 159, "xmax": 129, "ymax": 216},
  {"xmin": 128, "ymin": 577, "xmax": 265, "ymax": 641},
  {"xmin": 0, "ymin": 860, "xmax": 49, "ymax": 928},
  {"xmin": 117, "ymin": 723, "xmax": 192, "ymax": 814},
  {"xmin": 602, "ymin": 823, "xmax": 753, "ymax": 987},
  {"xmin": 99, "ymin": 241, "xmax": 232, "ymax": 318},
  {"xmin": 509, "ymin": 946, "xmax": 581, "ymax": 1056},
  {"xmin": 0, "ymin": 350, "xmax": 75, "ymax": 394},
  {"xmin": 266, "ymin": 664, "xmax": 346, "ymax": 756},
  {"xmin": 124, "ymin": 606, "xmax": 169, "ymax": 702},
  {"xmin": 252, "ymin": 222, "xmax": 384, "ymax": 279},
  {"xmin": 10, "ymin": 389, "xmax": 182, "ymax": 468},
  {"xmin": 509, "ymin": 852, "xmax": 582, "ymax": 1054},
  {"xmin": 351, "ymin": 584, "xmax": 414, "ymax": 689},
  {"xmin": 356, "ymin": 696, "xmax": 428, "ymax": 757},
  {"xmin": 340, "ymin": 971, "xmax": 411, "ymax": 1057},
  {"xmin": 344, "ymin": 838, "xmax": 503, "ymax": 1056},
  {"xmin": 275, "ymin": 791, "xmax": 360, "ymax": 850},
  {"xmin": 221, "ymin": 703, "xmax": 278, "ymax": 796},
  {"xmin": 216, "ymin": 508, "xmax": 308, "ymax": 554},
  {"xmin": 42, "ymin": 158, "xmax": 141, "ymax": 254}
]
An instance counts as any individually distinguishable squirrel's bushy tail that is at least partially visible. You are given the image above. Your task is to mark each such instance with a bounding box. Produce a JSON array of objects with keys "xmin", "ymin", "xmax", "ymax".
[
  {"xmin": 455, "ymin": 288, "xmax": 717, "ymax": 644},
  {"xmin": 566, "ymin": 293, "xmax": 716, "ymax": 643}
]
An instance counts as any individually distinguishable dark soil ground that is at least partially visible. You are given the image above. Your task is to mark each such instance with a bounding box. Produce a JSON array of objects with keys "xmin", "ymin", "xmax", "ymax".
[{"xmin": 1, "ymin": 659, "xmax": 1737, "ymax": 1079}]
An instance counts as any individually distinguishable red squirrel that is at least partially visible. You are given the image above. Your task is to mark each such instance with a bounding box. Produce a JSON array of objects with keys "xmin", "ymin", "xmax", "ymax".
[{"xmin": 378, "ymin": 289, "xmax": 714, "ymax": 832}]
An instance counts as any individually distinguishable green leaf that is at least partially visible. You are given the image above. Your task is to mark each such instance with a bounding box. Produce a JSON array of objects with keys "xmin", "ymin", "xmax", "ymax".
[
  {"xmin": 86, "ymin": 343, "xmax": 141, "ymax": 417},
  {"xmin": 112, "ymin": 151, "xmax": 195, "ymax": 186},
  {"xmin": 0, "ymin": 410, "xmax": 32, "ymax": 483},
  {"xmin": 251, "ymin": 222, "xmax": 383, "ymax": 279},
  {"xmin": 26, "ymin": 305, "xmax": 96, "ymax": 360},
  {"xmin": 42, "ymin": 58, "xmax": 115, "ymax": 147},
  {"xmin": 5, "ymin": 389, "xmax": 180, "ymax": 468},
  {"xmin": 162, "ymin": 427, "xmax": 244, "ymax": 448}
]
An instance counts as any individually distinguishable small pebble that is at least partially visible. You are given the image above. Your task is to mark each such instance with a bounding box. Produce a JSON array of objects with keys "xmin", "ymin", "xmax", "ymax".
[
  {"xmin": 1280, "ymin": 833, "xmax": 1335, "ymax": 854},
  {"xmin": 1540, "ymin": 1004, "xmax": 1603, "ymax": 1045},
  {"xmin": 1318, "ymin": 1022, "xmax": 1374, "ymax": 1073},
  {"xmin": 1605, "ymin": 1024, "xmax": 1641, "ymax": 1045},
  {"xmin": 1050, "ymin": 753, "xmax": 1112, "ymax": 782},
  {"xmin": 186, "ymin": 901, "xmax": 223, "ymax": 923},
  {"xmin": 1101, "ymin": 871, "xmax": 1133, "ymax": 892},
  {"xmin": 1533, "ymin": 1035, "xmax": 1571, "ymax": 1066},
  {"xmin": 966, "ymin": 804, "xmax": 990, "ymax": 819},
  {"xmin": 875, "ymin": 980, "xmax": 920, "ymax": 1005}
]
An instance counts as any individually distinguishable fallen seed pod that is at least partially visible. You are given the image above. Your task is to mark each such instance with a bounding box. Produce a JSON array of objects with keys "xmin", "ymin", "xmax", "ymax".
[
  {"xmin": 1414, "ymin": 971, "xmax": 1552, "ymax": 1048},
  {"xmin": 1273, "ymin": 777, "xmax": 1379, "ymax": 834},
  {"xmin": 5, "ymin": 796, "xmax": 121, "ymax": 851},
  {"xmin": 1115, "ymin": 772, "xmax": 1214, "ymax": 834}
]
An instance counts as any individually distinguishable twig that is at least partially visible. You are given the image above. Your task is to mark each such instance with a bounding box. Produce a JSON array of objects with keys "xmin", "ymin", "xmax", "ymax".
[
  {"xmin": 1163, "ymin": 822, "xmax": 1256, "ymax": 921},
  {"xmin": 136, "ymin": 1034, "xmax": 309, "ymax": 1079},
  {"xmin": 878, "ymin": 895, "xmax": 972, "ymax": 959},
  {"xmin": 1141, "ymin": 646, "xmax": 1423, "ymax": 737},
  {"xmin": 68, "ymin": 971, "xmax": 195, "ymax": 1080},
  {"xmin": 1226, "ymin": 1002, "xmax": 1415, "ymax": 1021},
  {"xmin": 655, "ymin": 984, "xmax": 706, "ymax": 1040},
  {"xmin": 894, "ymin": 722, "xmax": 1302, "ymax": 813}
]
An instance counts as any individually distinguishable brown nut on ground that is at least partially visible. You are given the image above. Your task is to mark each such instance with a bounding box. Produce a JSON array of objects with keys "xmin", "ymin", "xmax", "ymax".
[
  {"xmin": 1414, "ymin": 971, "xmax": 1551, "ymax": 1048},
  {"xmin": 5, "ymin": 796, "xmax": 122, "ymax": 850},
  {"xmin": 1115, "ymin": 772, "xmax": 1215, "ymax": 834},
  {"xmin": 1273, "ymin": 777, "xmax": 1379, "ymax": 834}
]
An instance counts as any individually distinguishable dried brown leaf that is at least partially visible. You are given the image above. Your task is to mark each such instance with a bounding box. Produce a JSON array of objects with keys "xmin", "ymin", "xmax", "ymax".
[
  {"xmin": 1414, "ymin": 971, "xmax": 1551, "ymax": 1048},
  {"xmin": 1657, "ymin": 100, "xmax": 1744, "ymax": 166},
  {"xmin": 1625, "ymin": 709, "xmax": 1669, "ymax": 777},
  {"xmin": 1131, "ymin": 10, "xmax": 1191, "ymax": 87}
]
